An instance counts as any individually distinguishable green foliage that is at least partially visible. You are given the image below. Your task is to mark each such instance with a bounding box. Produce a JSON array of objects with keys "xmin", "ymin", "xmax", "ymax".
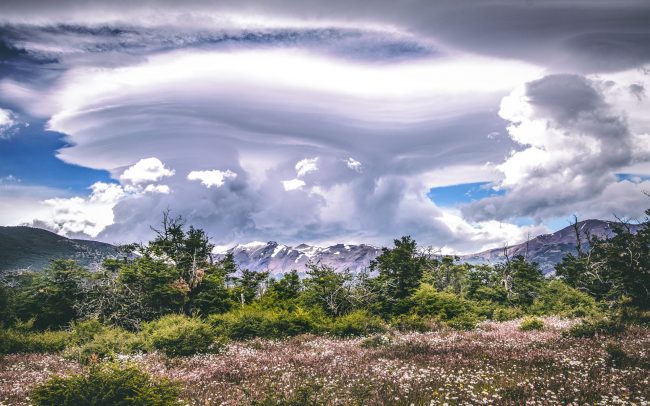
[
  {"xmin": 390, "ymin": 313, "xmax": 435, "ymax": 332},
  {"xmin": 31, "ymin": 362, "xmax": 181, "ymax": 406},
  {"xmin": 411, "ymin": 283, "xmax": 480, "ymax": 329},
  {"xmin": 492, "ymin": 307, "xmax": 524, "ymax": 321},
  {"xmin": 563, "ymin": 317, "xmax": 625, "ymax": 338},
  {"xmin": 497, "ymin": 256, "xmax": 544, "ymax": 307},
  {"xmin": 267, "ymin": 270, "xmax": 302, "ymax": 302},
  {"xmin": 519, "ymin": 316, "xmax": 545, "ymax": 331},
  {"xmin": 300, "ymin": 264, "xmax": 354, "ymax": 317},
  {"xmin": 143, "ymin": 314, "xmax": 223, "ymax": 357},
  {"xmin": 118, "ymin": 256, "xmax": 187, "ymax": 318},
  {"xmin": 370, "ymin": 236, "xmax": 433, "ymax": 315},
  {"xmin": 65, "ymin": 328, "xmax": 144, "ymax": 364},
  {"xmin": 188, "ymin": 265, "xmax": 232, "ymax": 316},
  {"xmin": 231, "ymin": 269, "xmax": 270, "ymax": 305},
  {"xmin": 0, "ymin": 328, "xmax": 70, "ymax": 354},
  {"xmin": 530, "ymin": 280, "xmax": 598, "ymax": 317},
  {"xmin": 327, "ymin": 310, "xmax": 387, "ymax": 337},
  {"xmin": 359, "ymin": 333, "xmax": 392, "ymax": 348},
  {"xmin": 556, "ymin": 213, "xmax": 650, "ymax": 311},
  {"xmin": 210, "ymin": 306, "xmax": 320, "ymax": 340},
  {"xmin": 12, "ymin": 259, "xmax": 88, "ymax": 329}
]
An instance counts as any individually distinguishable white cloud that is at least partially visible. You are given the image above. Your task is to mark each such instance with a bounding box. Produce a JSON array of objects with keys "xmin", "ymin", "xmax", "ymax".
[
  {"xmin": 187, "ymin": 169, "xmax": 237, "ymax": 188},
  {"xmin": 38, "ymin": 182, "xmax": 125, "ymax": 237},
  {"xmin": 119, "ymin": 157, "xmax": 175, "ymax": 185},
  {"xmin": 282, "ymin": 178, "xmax": 306, "ymax": 191},
  {"xmin": 346, "ymin": 157, "xmax": 362, "ymax": 172},
  {"xmin": 144, "ymin": 184, "xmax": 171, "ymax": 194},
  {"xmin": 295, "ymin": 157, "xmax": 319, "ymax": 177},
  {"xmin": 463, "ymin": 73, "xmax": 650, "ymax": 222},
  {"xmin": 0, "ymin": 108, "xmax": 17, "ymax": 138}
]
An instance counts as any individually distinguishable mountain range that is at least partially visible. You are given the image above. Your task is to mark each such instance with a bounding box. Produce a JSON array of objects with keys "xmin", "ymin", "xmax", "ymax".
[{"xmin": 0, "ymin": 220, "xmax": 643, "ymax": 274}]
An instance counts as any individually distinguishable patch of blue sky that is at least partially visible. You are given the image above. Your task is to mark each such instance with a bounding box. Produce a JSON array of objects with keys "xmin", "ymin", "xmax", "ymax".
[
  {"xmin": 427, "ymin": 182, "xmax": 504, "ymax": 208},
  {"xmin": 0, "ymin": 119, "xmax": 114, "ymax": 193},
  {"xmin": 616, "ymin": 173, "xmax": 650, "ymax": 183}
]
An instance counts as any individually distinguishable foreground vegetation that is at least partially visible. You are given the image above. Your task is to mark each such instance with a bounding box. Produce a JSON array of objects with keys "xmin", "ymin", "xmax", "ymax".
[
  {"xmin": 1, "ymin": 319, "xmax": 649, "ymax": 405},
  {"xmin": 0, "ymin": 207, "xmax": 648, "ymax": 404}
]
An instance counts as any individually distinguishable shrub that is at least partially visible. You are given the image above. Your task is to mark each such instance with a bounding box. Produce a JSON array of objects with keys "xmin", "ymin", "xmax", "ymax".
[
  {"xmin": 209, "ymin": 306, "xmax": 320, "ymax": 340},
  {"xmin": 445, "ymin": 312, "xmax": 478, "ymax": 330},
  {"xmin": 31, "ymin": 362, "xmax": 181, "ymax": 405},
  {"xmin": 143, "ymin": 314, "xmax": 224, "ymax": 357},
  {"xmin": 530, "ymin": 280, "xmax": 598, "ymax": 317},
  {"xmin": 65, "ymin": 328, "xmax": 145, "ymax": 363},
  {"xmin": 328, "ymin": 310, "xmax": 387, "ymax": 337},
  {"xmin": 68, "ymin": 319, "xmax": 106, "ymax": 344},
  {"xmin": 0, "ymin": 329, "xmax": 69, "ymax": 354},
  {"xmin": 492, "ymin": 307, "xmax": 524, "ymax": 321},
  {"xmin": 411, "ymin": 284, "xmax": 481, "ymax": 329},
  {"xmin": 390, "ymin": 313, "xmax": 435, "ymax": 332},
  {"xmin": 563, "ymin": 317, "xmax": 625, "ymax": 338},
  {"xmin": 519, "ymin": 316, "xmax": 545, "ymax": 331}
]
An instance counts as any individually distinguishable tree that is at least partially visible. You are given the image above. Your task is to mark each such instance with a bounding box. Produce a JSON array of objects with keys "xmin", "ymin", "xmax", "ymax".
[
  {"xmin": 231, "ymin": 269, "xmax": 270, "ymax": 305},
  {"xmin": 13, "ymin": 259, "xmax": 89, "ymax": 329},
  {"xmin": 495, "ymin": 256, "xmax": 544, "ymax": 307},
  {"xmin": 557, "ymin": 210, "xmax": 650, "ymax": 310},
  {"xmin": 301, "ymin": 263, "xmax": 354, "ymax": 317},
  {"xmin": 370, "ymin": 236, "xmax": 432, "ymax": 314},
  {"xmin": 268, "ymin": 270, "xmax": 302, "ymax": 302}
]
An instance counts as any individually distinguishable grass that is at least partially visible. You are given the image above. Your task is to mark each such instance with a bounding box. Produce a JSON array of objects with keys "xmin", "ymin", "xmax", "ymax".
[{"xmin": 1, "ymin": 318, "xmax": 648, "ymax": 405}]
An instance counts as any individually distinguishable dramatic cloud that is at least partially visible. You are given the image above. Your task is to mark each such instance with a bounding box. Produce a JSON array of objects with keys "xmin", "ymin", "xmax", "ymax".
[
  {"xmin": 0, "ymin": 0, "xmax": 649, "ymax": 252},
  {"xmin": 463, "ymin": 73, "xmax": 650, "ymax": 222},
  {"xmin": 188, "ymin": 169, "xmax": 237, "ymax": 188}
]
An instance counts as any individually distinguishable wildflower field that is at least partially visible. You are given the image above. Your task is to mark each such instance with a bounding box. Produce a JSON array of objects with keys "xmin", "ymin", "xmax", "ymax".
[{"xmin": 1, "ymin": 318, "xmax": 648, "ymax": 405}]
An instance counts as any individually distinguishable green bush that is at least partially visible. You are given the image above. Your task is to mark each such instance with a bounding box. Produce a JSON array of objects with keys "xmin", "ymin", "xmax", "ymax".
[
  {"xmin": 519, "ymin": 316, "xmax": 545, "ymax": 331},
  {"xmin": 530, "ymin": 280, "xmax": 598, "ymax": 317},
  {"xmin": 31, "ymin": 362, "xmax": 181, "ymax": 406},
  {"xmin": 445, "ymin": 312, "xmax": 478, "ymax": 330},
  {"xmin": 327, "ymin": 310, "xmax": 387, "ymax": 337},
  {"xmin": 65, "ymin": 328, "xmax": 145, "ymax": 363},
  {"xmin": 390, "ymin": 313, "xmax": 435, "ymax": 332},
  {"xmin": 209, "ymin": 306, "xmax": 320, "ymax": 340},
  {"xmin": 0, "ymin": 329, "xmax": 70, "ymax": 354},
  {"xmin": 563, "ymin": 317, "xmax": 625, "ymax": 338},
  {"xmin": 144, "ymin": 314, "xmax": 224, "ymax": 357},
  {"xmin": 492, "ymin": 307, "xmax": 524, "ymax": 321},
  {"xmin": 68, "ymin": 319, "xmax": 106, "ymax": 344},
  {"xmin": 411, "ymin": 284, "xmax": 481, "ymax": 330}
]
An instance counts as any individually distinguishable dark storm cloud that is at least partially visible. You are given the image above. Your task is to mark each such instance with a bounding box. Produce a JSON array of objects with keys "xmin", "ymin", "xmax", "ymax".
[{"xmin": 2, "ymin": 0, "xmax": 650, "ymax": 72}]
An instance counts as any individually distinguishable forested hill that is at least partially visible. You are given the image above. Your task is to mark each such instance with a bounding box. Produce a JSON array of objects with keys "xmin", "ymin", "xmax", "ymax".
[{"xmin": 0, "ymin": 226, "xmax": 117, "ymax": 271}]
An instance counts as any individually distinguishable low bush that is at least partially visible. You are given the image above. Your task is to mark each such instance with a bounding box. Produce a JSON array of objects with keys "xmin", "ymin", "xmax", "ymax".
[
  {"xmin": 143, "ymin": 314, "xmax": 224, "ymax": 357},
  {"xmin": 0, "ymin": 329, "xmax": 69, "ymax": 354},
  {"xmin": 390, "ymin": 313, "xmax": 435, "ymax": 332},
  {"xmin": 563, "ymin": 317, "xmax": 625, "ymax": 338},
  {"xmin": 65, "ymin": 328, "xmax": 145, "ymax": 363},
  {"xmin": 327, "ymin": 310, "xmax": 387, "ymax": 337},
  {"xmin": 445, "ymin": 312, "xmax": 478, "ymax": 330},
  {"xmin": 210, "ymin": 306, "xmax": 320, "ymax": 340},
  {"xmin": 68, "ymin": 319, "xmax": 106, "ymax": 345},
  {"xmin": 492, "ymin": 307, "xmax": 524, "ymax": 321},
  {"xmin": 530, "ymin": 280, "xmax": 598, "ymax": 318},
  {"xmin": 519, "ymin": 316, "xmax": 545, "ymax": 331},
  {"xmin": 359, "ymin": 334, "xmax": 392, "ymax": 348},
  {"xmin": 31, "ymin": 362, "xmax": 181, "ymax": 406}
]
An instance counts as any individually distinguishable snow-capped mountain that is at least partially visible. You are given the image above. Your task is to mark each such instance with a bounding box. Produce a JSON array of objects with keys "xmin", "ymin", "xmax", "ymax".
[{"xmin": 215, "ymin": 241, "xmax": 382, "ymax": 276}]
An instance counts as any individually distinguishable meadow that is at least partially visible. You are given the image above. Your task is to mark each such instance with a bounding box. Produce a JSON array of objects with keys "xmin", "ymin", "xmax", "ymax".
[{"xmin": 2, "ymin": 318, "xmax": 648, "ymax": 405}]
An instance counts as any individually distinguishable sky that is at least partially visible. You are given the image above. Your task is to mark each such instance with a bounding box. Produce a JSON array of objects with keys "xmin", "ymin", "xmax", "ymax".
[{"xmin": 0, "ymin": 0, "xmax": 649, "ymax": 253}]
